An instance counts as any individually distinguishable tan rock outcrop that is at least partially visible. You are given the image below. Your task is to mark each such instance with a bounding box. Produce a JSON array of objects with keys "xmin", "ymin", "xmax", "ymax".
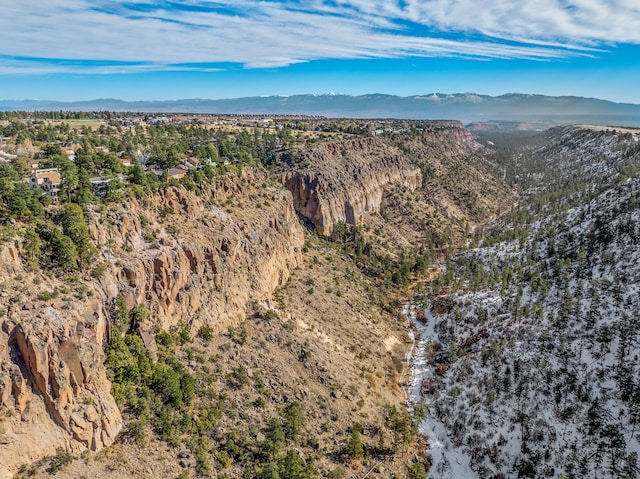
[
  {"xmin": 0, "ymin": 301, "xmax": 122, "ymax": 479},
  {"xmin": 0, "ymin": 241, "xmax": 22, "ymax": 276},
  {"xmin": 91, "ymin": 169, "xmax": 304, "ymax": 333},
  {"xmin": 279, "ymin": 137, "xmax": 422, "ymax": 236}
]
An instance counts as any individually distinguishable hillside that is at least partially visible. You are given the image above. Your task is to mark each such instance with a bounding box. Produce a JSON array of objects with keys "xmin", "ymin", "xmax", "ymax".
[
  {"xmin": 274, "ymin": 121, "xmax": 511, "ymax": 257},
  {"xmin": 0, "ymin": 118, "xmax": 511, "ymax": 478},
  {"xmin": 412, "ymin": 126, "xmax": 640, "ymax": 478}
]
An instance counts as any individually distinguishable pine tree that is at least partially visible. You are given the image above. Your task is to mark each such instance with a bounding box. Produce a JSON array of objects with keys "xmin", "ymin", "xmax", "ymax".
[
  {"xmin": 264, "ymin": 417, "xmax": 286, "ymax": 460},
  {"xmin": 346, "ymin": 430, "xmax": 363, "ymax": 459}
]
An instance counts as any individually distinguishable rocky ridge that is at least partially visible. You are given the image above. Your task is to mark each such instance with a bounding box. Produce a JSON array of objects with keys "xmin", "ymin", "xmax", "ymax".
[
  {"xmin": 278, "ymin": 122, "xmax": 510, "ymax": 241},
  {"xmin": 91, "ymin": 169, "xmax": 304, "ymax": 333}
]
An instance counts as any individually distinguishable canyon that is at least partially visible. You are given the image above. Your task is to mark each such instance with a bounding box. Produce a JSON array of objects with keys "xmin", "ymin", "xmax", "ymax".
[{"xmin": 0, "ymin": 120, "xmax": 511, "ymax": 478}]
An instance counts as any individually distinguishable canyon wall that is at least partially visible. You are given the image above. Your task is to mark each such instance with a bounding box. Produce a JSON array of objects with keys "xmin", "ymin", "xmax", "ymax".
[
  {"xmin": 280, "ymin": 137, "xmax": 422, "ymax": 236},
  {"xmin": 0, "ymin": 242, "xmax": 122, "ymax": 479},
  {"xmin": 91, "ymin": 169, "xmax": 305, "ymax": 333},
  {"xmin": 0, "ymin": 169, "xmax": 304, "ymax": 477}
]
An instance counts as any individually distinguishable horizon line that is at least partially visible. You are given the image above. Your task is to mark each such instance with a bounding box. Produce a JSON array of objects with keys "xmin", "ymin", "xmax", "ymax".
[{"xmin": 1, "ymin": 92, "xmax": 638, "ymax": 106}]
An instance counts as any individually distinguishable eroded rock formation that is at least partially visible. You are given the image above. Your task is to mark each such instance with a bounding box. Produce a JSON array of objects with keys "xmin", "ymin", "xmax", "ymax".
[
  {"xmin": 280, "ymin": 137, "xmax": 422, "ymax": 236},
  {"xmin": 92, "ymin": 169, "xmax": 304, "ymax": 333},
  {"xmin": 0, "ymin": 169, "xmax": 304, "ymax": 477},
  {"xmin": 0, "ymin": 290, "xmax": 121, "ymax": 479}
]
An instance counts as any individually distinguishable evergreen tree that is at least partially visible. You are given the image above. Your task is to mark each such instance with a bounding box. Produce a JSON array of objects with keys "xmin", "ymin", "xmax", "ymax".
[
  {"xmin": 22, "ymin": 229, "xmax": 41, "ymax": 269},
  {"xmin": 49, "ymin": 229, "xmax": 78, "ymax": 270},
  {"xmin": 346, "ymin": 430, "xmax": 364, "ymax": 459},
  {"xmin": 60, "ymin": 202, "xmax": 95, "ymax": 266},
  {"xmin": 283, "ymin": 403, "xmax": 304, "ymax": 440},
  {"xmin": 264, "ymin": 417, "xmax": 286, "ymax": 459}
]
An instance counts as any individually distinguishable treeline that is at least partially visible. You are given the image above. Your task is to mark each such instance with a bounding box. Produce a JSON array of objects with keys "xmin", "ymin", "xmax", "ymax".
[{"xmin": 0, "ymin": 110, "xmax": 120, "ymax": 121}]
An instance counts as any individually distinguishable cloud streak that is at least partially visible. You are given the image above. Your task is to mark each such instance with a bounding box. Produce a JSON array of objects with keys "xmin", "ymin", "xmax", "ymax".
[{"xmin": 0, "ymin": 0, "xmax": 637, "ymax": 74}]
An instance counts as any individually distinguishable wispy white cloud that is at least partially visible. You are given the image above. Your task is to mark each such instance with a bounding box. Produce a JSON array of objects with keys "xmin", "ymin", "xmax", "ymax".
[
  {"xmin": 391, "ymin": 0, "xmax": 640, "ymax": 44},
  {"xmin": 0, "ymin": 0, "xmax": 637, "ymax": 74}
]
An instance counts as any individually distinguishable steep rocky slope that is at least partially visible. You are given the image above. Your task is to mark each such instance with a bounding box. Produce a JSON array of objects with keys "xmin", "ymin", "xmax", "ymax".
[
  {"xmin": 91, "ymin": 169, "xmax": 304, "ymax": 333},
  {"xmin": 368, "ymin": 123, "xmax": 511, "ymax": 254},
  {"xmin": 413, "ymin": 126, "xmax": 640, "ymax": 478},
  {"xmin": 29, "ymin": 234, "xmax": 416, "ymax": 479},
  {"xmin": 0, "ymin": 169, "xmax": 304, "ymax": 478},
  {"xmin": 277, "ymin": 122, "xmax": 511, "ymax": 247},
  {"xmin": 279, "ymin": 137, "xmax": 422, "ymax": 236},
  {"xmin": 0, "ymin": 243, "xmax": 122, "ymax": 478},
  {"xmin": 0, "ymin": 121, "xmax": 513, "ymax": 478}
]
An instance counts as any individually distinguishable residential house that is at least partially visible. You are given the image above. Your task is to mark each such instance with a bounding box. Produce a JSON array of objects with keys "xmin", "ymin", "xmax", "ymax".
[
  {"xmin": 115, "ymin": 151, "xmax": 132, "ymax": 167},
  {"xmin": 183, "ymin": 157, "xmax": 202, "ymax": 170},
  {"xmin": 90, "ymin": 177, "xmax": 112, "ymax": 197},
  {"xmin": 203, "ymin": 158, "xmax": 217, "ymax": 167},
  {"xmin": 167, "ymin": 167, "xmax": 188, "ymax": 180},
  {"xmin": 30, "ymin": 168, "xmax": 62, "ymax": 201}
]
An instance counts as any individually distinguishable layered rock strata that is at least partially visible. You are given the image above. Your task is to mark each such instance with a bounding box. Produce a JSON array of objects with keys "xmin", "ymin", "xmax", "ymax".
[
  {"xmin": 0, "ymin": 284, "xmax": 122, "ymax": 479},
  {"xmin": 91, "ymin": 169, "xmax": 305, "ymax": 333},
  {"xmin": 280, "ymin": 138, "xmax": 422, "ymax": 236}
]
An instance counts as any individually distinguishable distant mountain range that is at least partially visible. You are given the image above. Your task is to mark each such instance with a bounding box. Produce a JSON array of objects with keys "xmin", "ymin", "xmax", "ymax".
[{"xmin": 1, "ymin": 93, "xmax": 639, "ymax": 126}]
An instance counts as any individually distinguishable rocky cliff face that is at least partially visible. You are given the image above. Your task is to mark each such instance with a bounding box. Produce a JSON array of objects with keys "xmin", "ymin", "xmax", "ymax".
[
  {"xmin": 279, "ymin": 137, "xmax": 422, "ymax": 236},
  {"xmin": 91, "ymin": 168, "xmax": 304, "ymax": 333},
  {"xmin": 279, "ymin": 123, "xmax": 511, "ymax": 260},
  {"xmin": 0, "ymin": 169, "xmax": 304, "ymax": 477},
  {"xmin": 0, "ymin": 246, "xmax": 122, "ymax": 479}
]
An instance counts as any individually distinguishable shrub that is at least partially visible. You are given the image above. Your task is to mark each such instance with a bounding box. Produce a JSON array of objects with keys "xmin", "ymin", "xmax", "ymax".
[
  {"xmin": 177, "ymin": 320, "xmax": 191, "ymax": 344},
  {"xmin": 408, "ymin": 462, "xmax": 428, "ymax": 479},
  {"xmin": 198, "ymin": 324, "xmax": 214, "ymax": 342},
  {"xmin": 47, "ymin": 448, "xmax": 73, "ymax": 474},
  {"xmin": 91, "ymin": 262, "xmax": 108, "ymax": 278},
  {"xmin": 37, "ymin": 291, "xmax": 53, "ymax": 301}
]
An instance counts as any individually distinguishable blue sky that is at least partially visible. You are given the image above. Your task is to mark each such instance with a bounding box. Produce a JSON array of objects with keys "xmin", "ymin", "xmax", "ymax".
[{"xmin": 1, "ymin": 0, "xmax": 639, "ymax": 103}]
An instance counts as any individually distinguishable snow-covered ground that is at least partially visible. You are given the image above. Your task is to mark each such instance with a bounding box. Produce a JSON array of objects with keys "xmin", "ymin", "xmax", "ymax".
[
  {"xmin": 406, "ymin": 304, "xmax": 476, "ymax": 479},
  {"xmin": 407, "ymin": 127, "xmax": 640, "ymax": 478}
]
